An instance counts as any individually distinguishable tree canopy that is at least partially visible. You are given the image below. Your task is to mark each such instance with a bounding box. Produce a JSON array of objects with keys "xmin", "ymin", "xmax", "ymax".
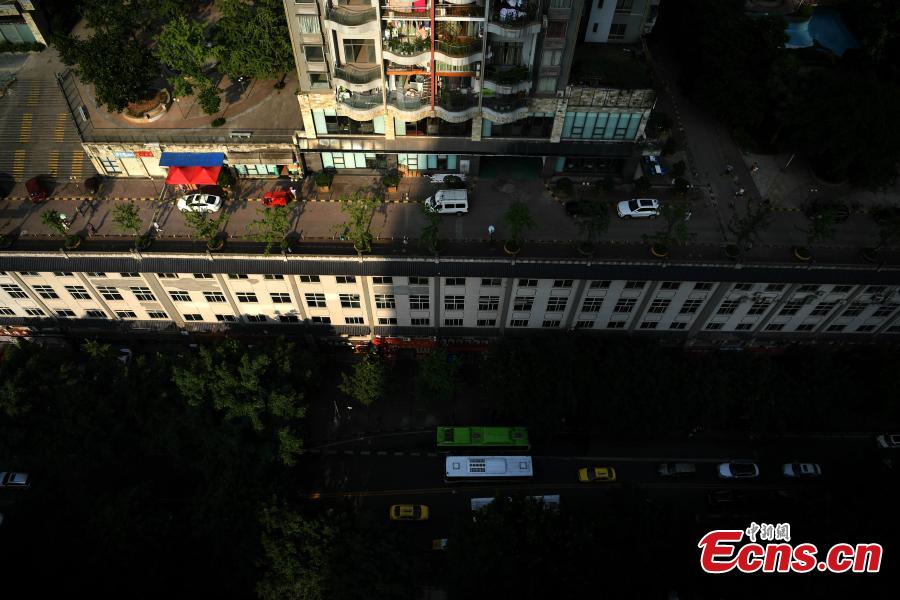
[{"xmin": 214, "ymin": 0, "xmax": 295, "ymax": 81}]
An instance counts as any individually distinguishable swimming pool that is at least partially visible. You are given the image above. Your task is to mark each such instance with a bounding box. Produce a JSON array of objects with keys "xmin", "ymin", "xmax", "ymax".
[{"xmin": 785, "ymin": 7, "xmax": 860, "ymax": 56}]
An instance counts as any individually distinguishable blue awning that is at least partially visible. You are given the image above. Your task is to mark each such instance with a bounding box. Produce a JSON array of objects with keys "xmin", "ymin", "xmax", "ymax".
[{"xmin": 159, "ymin": 152, "xmax": 225, "ymax": 168}]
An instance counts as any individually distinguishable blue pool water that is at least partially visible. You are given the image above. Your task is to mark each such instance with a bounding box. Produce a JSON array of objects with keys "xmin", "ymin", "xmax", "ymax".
[{"xmin": 785, "ymin": 7, "xmax": 860, "ymax": 56}]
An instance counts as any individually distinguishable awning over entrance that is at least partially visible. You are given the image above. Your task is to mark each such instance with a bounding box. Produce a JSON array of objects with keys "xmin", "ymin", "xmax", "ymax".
[
  {"xmin": 159, "ymin": 152, "xmax": 225, "ymax": 167},
  {"xmin": 165, "ymin": 166, "xmax": 222, "ymax": 185}
]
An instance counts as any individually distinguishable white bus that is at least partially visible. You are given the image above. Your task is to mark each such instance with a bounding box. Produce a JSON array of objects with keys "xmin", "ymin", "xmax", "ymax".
[{"xmin": 445, "ymin": 456, "xmax": 534, "ymax": 480}]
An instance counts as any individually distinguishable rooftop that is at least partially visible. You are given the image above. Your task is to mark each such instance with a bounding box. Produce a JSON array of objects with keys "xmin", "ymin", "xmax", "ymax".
[{"xmin": 569, "ymin": 44, "xmax": 654, "ymax": 90}]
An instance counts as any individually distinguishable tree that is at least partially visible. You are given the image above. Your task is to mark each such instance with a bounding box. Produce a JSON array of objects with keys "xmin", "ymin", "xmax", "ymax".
[
  {"xmin": 647, "ymin": 202, "xmax": 695, "ymax": 254},
  {"xmin": 419, "ymin": 203, "xmax": 441, "ymax": 254},
  {"xmin": 183, "ymin": 210, "xmax": 224, "ymax": 244},
  {"xmin": 504, "ymin": 201, "xmax": 534, "ymax": 251},
  {"xmin": 727, "ymin": 201, "xmax": 772, "ymax": 257},
  {"xmin": 112, "ymin": 201, "xmax": 144, "ymax": 246},
  {"xmin": 416, "ymin": 350, "xmax": 458, "ymax": 406},
  {"xmin": 334, "ymin": 192, "xmax": 379, "ymax": 255},
  {"xmin": 339, "ymin": 357, "xmax": 385, "ymax": 407},
  {"xmin": 40, "ymin": 209, "xmax": 68, "ymax": 236},
  {"xmin": 198, "ymin": 85, "xmax": 222, "ymax": 115},
  {"xmin": 214, "ymin": 0, "xmax": 294, "ymax": 81},
  {"xmin": 799, "ymin": 206, "xmax": 841, "ymax": 246},
  {"xmin": 872, "ymin": 207, "xmax": 900, "ymax": 251},
  {"xmin": 172, "ymin": 339, "xmax": 310, "ymax": 466},
  {"xmin": 246, "ymin": 206, "xmax": 292, "ymax": 256},
  {"xmin": 577, "ymin": 196, "xmax": 610, "ymax": 251},
  {"xmin": 154, "ymin": 16, "xmax": 210, "ymax": 82}
]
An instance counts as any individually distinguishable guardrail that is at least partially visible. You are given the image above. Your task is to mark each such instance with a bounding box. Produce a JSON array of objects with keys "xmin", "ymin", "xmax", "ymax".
[
  {"xmin": 334, "ymin": 64, "xmax": 382, "ymax": 84},
  {"xmin": 326, "ymin": 5, "xmax": 377, "ymax": 26}
]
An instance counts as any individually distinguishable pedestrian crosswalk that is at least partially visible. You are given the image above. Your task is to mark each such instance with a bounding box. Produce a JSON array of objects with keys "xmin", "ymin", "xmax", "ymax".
[
  {"xmin": 48, "ymin": 150, "xmax": 60, "ymax": 177},
  {"xmin": 70, "ymin": 150, "xmax": 85, "ymax": 179},
  {"xmin": 18, "ymin": 114, "xmax": 32, "ymax": 143},
  {"xmin": 12, "ymin": 149, "xmax": 26, "ymax": 180},
  {"xmin": 53, "ymin": 113, "xmax": 67, "ymax": 142}
]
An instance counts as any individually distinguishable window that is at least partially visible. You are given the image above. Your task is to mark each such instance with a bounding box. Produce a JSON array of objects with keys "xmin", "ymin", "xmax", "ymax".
[
  {"xmin": 409, "ymin": 277, "xmax": 429, "ymax": 285},
  {"xmin": 309, "ymin": 73, "xmax": 330, "ymax": 89},
  {"xmin": 297, "ymin": 14, "xmax": 320, "ymax": 34},
  {"xmin": 608, "ymin": 23, "xmax": 627, "ymax": 39},
  {"xmin": 156, "ymin": 273, "xmax": 177, "ymax": 279},
  {"xmin": 299, "ymin": 275, "xmax": 321, "ymax": 283},
  {"xmin": 874, "ymin": 304, "xmax": 899, "ymax": 317},
  {"xmin": 305, "ymin": 293, "xmax": 326, "ymax": 308},
  {"xmin": 216, "ymin": 314, "xmax": 237, "ymax": 322},
  {"xmin": 343, "ymin": 39, "xmax": 376, "ymax": 64},
  {"xmin": 547, "ymin": 20, "xmax": 567, "ymax": 38},
  {"xmin": 375, "ymin": 294, "xmax": 396, "ymax": 309},
  {"xmin": 303, "ymin": 45, "xmax": 324, "ymax": 63},
  {"xmin": 444, "ymin": 296, "xmax": 465, "ymax": 310},
  {"xmin": 411, "ymin": 318, "xmax": 430, "ymax": 326},
  {"xmin": 615, "ymin": 0, "xmax": 633, "ymax": 11},
  {"xmin": 798, "ymin": 285, "xmax": 820, "ymax": 293},
  {"xmin": 131, "ymin": 287, "xmax": 156, "ymax": 301},
  {"xmin": 336, "ymin": 276, "xmax": 356, "ymax": 284},
  {"xmin": 53, "ymin": 271, "xmax": 74, "ymax": 277},
  {"xmin": 271, "ymin": 293, "xmax": 292, "ymax": 304},
  {"xmin": 340, "ymin": 293, "xmax": 361, "ymax": 308},
  {"xmin": 552, "ymin": 280, "xmax": 573, "ymax": 288},
  {"xmin": 542, "ymin": 320, "xmax": 561, "ymax": 328},
  {"xmin": 542, "ymin": 48, "xmax": 563, "ymax": 66},
  {"xmin": 733, "ymin": 283, "xmax": 753, "ymax": 291},
  {"xmin": 575, "ymin": 320, "xmax": 594, "ymax": 328},
  {"xmin": 660, "ymin": 281, "xmax": 681, "ymax": 290},
  {"xmin": 747, "ymin": 302, "xmax": 769, "ymax": 316},
  {"xmin": 765, "ymin": 284, "xmax": 786, "ymax": 292},
  {"xmin": 826, "ymin": 324, "xmax": 845, "ymax": 332},
  {"xmin": 65, "ymin": 285, "xmax": 91, "ymax": 300},
  {"xmin": 513, "ymin": 296, "xmax": 534, "ymax": 311},
  {"xmin": 735, "ymin": 323, "xmax": 753, "ymax": 331},
  {"xmin": 32, "ymin": 285, "xmax": 58, "ymax": 299},
  {"xmin": 99, "ymin": 158, "xmax": 122, "ymax": 174},
  {"xmin": 639, "ymin": 321, "xmax": 658, "ymax": 329},
  {"xmin": 0, "ymin": 307, "xmax": 15, "ymax": 315},
  {"xmin": 614, "ymin": 299, "xmax": 636, "ymax": 313},
  {"xmin": 810, "ymin": 302, "xmax": 837, "ymax": 317},
  {"xmin": 264, "ymin": 274, "xmax": 284, "ymax": 280},
  {"xmin": 518, "ymin": 279, "xmax": 538, "ymax": 287},
  {"xmin": 227, "ymin": 274, "xmax": 248, "ymax": 280},
  {"xmin": 889, "ymin": 326, "xmax": 900, "ymax": 333},
  {"xmin": 25, "ymin": 307, "xmax": 45, "ymax": 316},
  {"xmin": 694, "ymin": 282, "xmax": 714, "ymax": 291},
  {"xmin": 183, "ymin": 314, "xmax": 203, "ymax": 321},
  {"xmin": 581, "ymin": 297, "xmax": 603, "ymax": 312},
  {"xmin": 444, "ymin": 318, "xmax": 463, "ymax": 327},
  {"xmin": 115, "ymin": 310, "xmax": 137, "ymax": 319},
  {"xmin": 481, "ymin": 278, "xmax": 502, "ymax": 287},
  {"xmin": 624, "ymin": 281, "xmax": 645, "ymax": 290},
  {"xmin": 97, "ymin": 286, "xmax": 123, "ymax": 301},
  {"xmin": 193, "ymin": 273, "xmax": 213, "ymax": 279},
  {"xmin": 717, "ymin": 301, "xmax": 740, "ymax": 315},
  {"xmin": 169, "ymin": 291, "xmax": 191, "ymax": 302},
  {"xmin": 607, "ymin": 321, "xmax": 625, "ymax": 329},
  {"xmin": 18, "ymin": 271, "xmax": 38, "ymax": 277},
  {"xmin": 445, "ymin": 278, "xmax": 465, "ymax": 286},
  {"xmin": 833, "ymin": 285, "xmax": 853, "ymax": 293},
  {"xmin": 842, "ymin": 302, "xmax": 867, "ymax": 317},
  {"xmin": 203, "ymin": 292, "xmax": 226, "ymax": 303},
  {"xmin": 345, "ymin": 316, "xmax": 365, "ymax": 325},
  {"xmin": 537, "ymin": 77, "xmax": 558, "ymax": 93},
  {"xmin": 81, "ymin": 309, "xmax": 104, "ymax": 318},
  {"xmin": 1, "ymin": 284, "xmax": 27, "ymax": 298},
  {"xmin": 478, "ymin": 296, "xmax": 500, "ymax": 311},
  {"xmin": 510, "ymin": 319, "xmax": 529, "ymax": 327},
  {"xmin": 796, "ymin": 323, "xmax": 815, "ymax": 331},
  {"xmin": 706, "ymin": 322, "xmax": 724, "ymax": 330},
  {"xmin": 780, "ymin": 300, "xmax": 805, "ymax": 316},
  {"xmin": 279, "ymin": 315, "xmax": 300, "ymax": 323},
  {"xmin": 680, "ymin": 299, "xmax": 703, "ymax": 314},
  {"xmin": 236, "ymin": 292, "xmax": 258, "ymax": 303},
  {"xmin": 247, "ymin": 315, "xmax": 269, "ymax": 323},
  {"xmin": 856, "ymin": 324, "xmax": 876, "ymax": 332},
  {"xmin": 378, "ymin": 317, "xmax": 398, "ymax": 325},
  {"xmin": 372, "ymin": 277, "xmax": 393, "ymax": 285},
  {"xmin": 590, "ymin": 280, "xmax": 610, "ymax": 289},
  {"xmin": 148, "ymin": 311, "xmax": 168, "ymax": 319},
  {"xmin": 764, "ymin": 323, "xmax": 784, "ymax": 331},
  {"xmin": 56, "ymin": 309, "xmax": 77, "ymax": 317},
  {"xmin": 477, "ymin": 319, "xmax": 497, "ymax": 327},
  {"xmin": 119, "ymin": 272, "xmax": 140, "ymax": 278},
  {"xmin": 668, "ymin": 321, "xmax": 687, "ymax": 330},
  {"xmin": 648, "ymin": 299, "xmax": 671, "ymax": 314},
  {"xmin": 546, "ymin": 297, "xmax": 568, "ymax": 312},
  {"xmin": 409, "ymin": 295, "xmax": 430, "ymax": 310}
]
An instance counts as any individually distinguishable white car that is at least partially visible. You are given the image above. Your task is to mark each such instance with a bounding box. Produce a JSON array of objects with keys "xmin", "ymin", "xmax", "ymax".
[
  {"xmin": 617, "ymin": 198, "xmax": 659, "ymax": 219},
  {"xmin": 876, "ymin": 433, "xmax": 900, "ymax": 448},
  {"xmin": 717, "ymin": 462, "xmax": 759, "ymax": 479},
  {"xmin": 782, "ymin": 463, "xmax": 821, "ymax": 478},
  {"xmin": 176, "ymin": 194, "xmax": 222, "ymax": 213},
  {"xmin": 0, "ymin": 471, "xmax": 30, "ymax": 488}
]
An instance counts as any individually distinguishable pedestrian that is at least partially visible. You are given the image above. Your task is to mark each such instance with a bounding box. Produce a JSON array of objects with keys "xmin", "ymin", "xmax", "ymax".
[
  {"xmin": 152, "ymin": 222, "xmax": 162, "ymax": 236},
  {"xmin": 402, "ymin": 235, "xmax": 408, "ymax": 254},
  {"xmin": 86, "ymin": 223, "xmax": 96, "ymax": 237},
  {"xmin": 750, "ymin": 162, "xmax": 759, "ymax": 173},
  {"xmin": 734, "ymin": 188, "xmax": 745, "ymax": 198}
]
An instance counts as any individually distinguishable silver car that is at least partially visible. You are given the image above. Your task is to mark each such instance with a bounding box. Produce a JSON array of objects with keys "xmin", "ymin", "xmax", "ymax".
[
  {"xmin": 717, "ymin": 462, "xmax": 759, "ymax": 479},
  {"xmin": 617, "ymin": 198, "xmax": 659, "ymax": 219},
  {"xmin": 782, "ymin": 463, "xmax": 821, "ymax": 478},
  {"xmin": 0, "ymin": 471, "xmax": 30, "ymax": 488},
  {"xmin": 176, "ymin": 193, "xmax": 222, "ymax": 213}
]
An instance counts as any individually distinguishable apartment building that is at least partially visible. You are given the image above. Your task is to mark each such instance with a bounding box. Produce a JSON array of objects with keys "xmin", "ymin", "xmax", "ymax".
[
  {"xmin": 3, "ymin": 255, "xmax": 900, "ymax": 343},
  {"xmin": 0, "ymin": 0, "xmax": 47, "ymax": 46},
  {"xmin": 583, "ymin": 0, "xmax": 660, "ymax": 44},
  {"xmin": 285, "ymin": 0, "xmax": 657, "ymax": 179}
]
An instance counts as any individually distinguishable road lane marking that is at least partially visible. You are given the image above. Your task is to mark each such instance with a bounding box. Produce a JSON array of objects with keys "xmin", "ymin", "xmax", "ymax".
[
  {"xmin": 53, "ymin": 113, "xmax": 67, "ymax": 142},
  {"xmin": 12, "ymin": 150, "xmax": 26, "ymax": 180},
  {"xmin": 48, "ymin": 150, "xmax": 60, "ymax": 177},
  {"xmin": 18, "ymin": 114, "xmax": 32, "ymax": 143}
]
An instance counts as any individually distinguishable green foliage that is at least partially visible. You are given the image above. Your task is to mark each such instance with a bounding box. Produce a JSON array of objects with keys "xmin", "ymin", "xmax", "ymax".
[
  {"xmin": 211, "ymin": 116, "xmax": 227, "ymax": 127},
  {"xmin": 339, "ymin": 357, "xmax": 385, "ymax": 407},
  {"xmin": 154, "ymin": 16, "xmax": 209, "ymax": 80},
  {"xmin": 172, "ymin": 339, "xmax": 310, "ymax": 466},
  {"xmin": 577, "ymin": 197, "xmax": 610, "ymax": 246},
  {"xmin": 504, "ymin": 201, "xmax": 534, "ymax": 246},
  {"xmin": 246, "ymin": 205, "xmax": 292, "ymax": 255},
  {"xmin": 214, "ymin": 0, "xmax": 294, "ymax": 81},
  {"xmin": 671, "ymin": 160, "xmax": 687, "ymax": 178},
  {"xmin": 171, "ymin": 75, "xmax": 195, "ymax": 98},
  {"xmin": 198, "ymin": 85, "xmax": 222, "ymax": 115},
  {"xmin": 218, "ymin": 166, "xmax": 236, "ymax": 188},
  {"xmin": 334, "ymin": 192, "xmax": 379, "ymax": 254},
  {"xmin": 182, "ymin": 210, "xmax": 224, "ymax": 243},
  {"xmin": 111, "ymin": 201, "xmax": 143, "ymax": 238},
  {"xmin": 633, "ymin": 175, "xmax": 651, "ymax": 194},
  {"xmin": 799, "ymin": 205, "xmax": 841, "ymax": 245},
  {"xmin": 727, "ymin": 201, "xmax": 772, "ymax": 254},
  {"xmin": 416, "ymin": 350, "xmax": 458, "ymax": 406},
  {"xmin": 315, "ymin": 171, "xmax": 334, "ymax": 187},
  {"xmin": 648, "ymin": 202, "xmax": 695, "ymax": 249},
  {"xmin": 40, "ymin": 209, "xmax": 67, "ymax": 236},
  {"xmin": 419, "ymin": 202, "xmax": 441, "ymax": 254},
  {"xmin": 0, "ymin": 41, "xmax": 45, "ymax": 53}
]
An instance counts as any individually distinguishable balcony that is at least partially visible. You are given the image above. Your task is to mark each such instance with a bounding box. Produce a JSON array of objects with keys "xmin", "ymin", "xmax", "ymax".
[
  {"xmin": 483, "ymin": 64, "xmax": 532, "ymax": 94},
  {"xmin": 383, "ymin": 36, "xmax": 431, "ymax": 65},
  {"xmin": 435, "ymin": 1, "xmax": 485, "ymax": 18},
  {"xmin": 338, "ymin": 90, "xmax": 383, "ymax": 110},
  {"xmin": 326, "ymin": 4, "xmax": 380, "ymax": 35},
  {"xmin": 333, "ymin": 63, "xmax": 383, "ymax": 92},
  {"xmin": 436, "ymin": 38, "xmax": 481, "ymax": 57},
  {"xmin": 487, "ymin": 2, "xmax": 541, "ymax": 37},
  {"xmin": 435, "ymin": 91, "xmax": 479, "ymax": 122},
  {"xmin": 387, "ymin": 90, "xmax": 432, "ymax": 120},
  {"xmin": 482, "ymin": 94, "xmax": 528, "ymax": 123},
  {"xmin": 381, "ymin": 1, "xmax": 430, "ymax": 18}
]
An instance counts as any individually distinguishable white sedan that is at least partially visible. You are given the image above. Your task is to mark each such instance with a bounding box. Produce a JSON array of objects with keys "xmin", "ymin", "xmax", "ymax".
[
  {"xmin": 717, "ymin": 462, "xmax": 759, "ymax": 479},
  {"xmin": 782, "ymin": 463, "xmax": 821, "ymax": 478},
  {"xmin": 617, "ymin": 198, "xmax": 659, "ymax": 219},
  {"xmin": 176, "ymin": 194, "xmax": 222, "ymax": 213}
]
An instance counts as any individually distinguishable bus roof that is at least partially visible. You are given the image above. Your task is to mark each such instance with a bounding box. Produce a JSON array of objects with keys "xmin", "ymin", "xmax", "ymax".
[{"xmin": 445, "ymin": 456, "xmax": 534, "ymax": 477}]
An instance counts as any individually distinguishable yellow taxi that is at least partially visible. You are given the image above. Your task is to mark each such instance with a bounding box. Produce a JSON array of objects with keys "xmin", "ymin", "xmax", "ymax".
[
  {"xmin": 577, "ymin": 466, "xmax": 617, "ymax": 483},
  {"xmin": 389, "ymin": 504, "xmax": 429, "ymax": 521}
]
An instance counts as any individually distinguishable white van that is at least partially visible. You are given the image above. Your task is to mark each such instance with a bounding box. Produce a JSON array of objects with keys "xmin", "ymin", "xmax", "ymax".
[{"xmin": 424, "ymin": 189, "xmax": 468, "ymax": 214}]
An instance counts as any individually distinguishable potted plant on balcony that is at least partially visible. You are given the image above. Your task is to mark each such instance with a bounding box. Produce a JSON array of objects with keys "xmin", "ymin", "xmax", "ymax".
[
  {"xmin": 644, "ymin": 202, "xmax": 694, "ymax": 259},
  {"xmin": 382, "ymin": 169, "xmax": 401, "ymax": 193},
  {"xmin": 725, "ymin": 201, "xmax": 772, "ymax": 260},
  {"xmin": 503, "ymin": 201, "xmax": 534, "ymax": 255},
  {"xmin": 316, "ymin": 168, "xmax": 336, "ymax": 192},
  {"xmin": 333, "ymin": 191, "xmax": 379, "ymax": 256}
]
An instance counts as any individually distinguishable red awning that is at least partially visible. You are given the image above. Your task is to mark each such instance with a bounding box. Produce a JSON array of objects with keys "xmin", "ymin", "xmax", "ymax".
[{"xmin": 165, "ymin": 166, "xmax": 222, "ymax": 185}]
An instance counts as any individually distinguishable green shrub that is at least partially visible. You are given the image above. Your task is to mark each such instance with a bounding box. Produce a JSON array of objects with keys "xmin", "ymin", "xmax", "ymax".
[
  {"xmin": 198, "ymin": 86, "xmax": 221, "ymax": 115},
  {"xmin": 211, "ymin": 117, "xmax": 226, "ymax": 127}
]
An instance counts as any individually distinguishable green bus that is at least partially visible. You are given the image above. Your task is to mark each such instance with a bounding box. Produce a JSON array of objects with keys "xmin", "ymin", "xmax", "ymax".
[{"xmin": 436, "ymin": 426, "xmax": 530, "ymax": 452}]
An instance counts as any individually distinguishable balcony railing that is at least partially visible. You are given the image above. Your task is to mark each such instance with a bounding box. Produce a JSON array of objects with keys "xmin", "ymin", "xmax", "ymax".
[
  {"xmin": 338, "ymin": 92, "xmax": 383, "ymax": 110},
  {"xmin": 491, "ymin": 3, "xmax": 537, "ymax": 27},
  {"xmin": 435, "ymin": 1, "xmax": 485, "ymax": 18},
  {"xmin": 436, "ymin": 92, "xmax": 478, "ymax": 112},
  {"xmin": 482, "ymin": 95, "xmax": 528, "ymax": 112},
  {"xmin": 327, "ymin": 5, "xmax": 378, "ymax": 26},
  {"xmin": 484, "ymin": 64, "xmax": 530, "ymax": 85},
  {"xmin": 388, "ymin": 91, "xmax": 429, "ymax": 111},
  {"xmin": 435, "ymin": 38, "xmax": 481, "ymax": 57},
  {"xmin": 382, "ymin": 1, "xmax": 430, "ymax": 18},
  {"xmin": 334, "ymin": 64, "xmax": 382, "ymax": 84},
  {"xmin": 384, "ymin": 36, "xmax": 431, "ymax": 56}
]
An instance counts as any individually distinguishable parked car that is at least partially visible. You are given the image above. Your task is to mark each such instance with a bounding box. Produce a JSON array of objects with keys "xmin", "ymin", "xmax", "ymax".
[
  {"xmin": 25, "ymin": 177, "xmax": 48, "ymax": 203},
  {"xmin": 782, "ymin": 463, "xmax": 821, "ymax": 478},
  {"xmin": 876, "ymin": 433, "xmax": 900, "ymax": 448},
  {"xmin": 389, "ymin": 504, "xmax": 429, "ymax": 521},
  {"xmin": 176, "ymin": 193, "xmax": 222, "ymax": 213},
  {"xmin": 717, "ymin": 462, "xmax": 759, "ymax": 479},
  {"xmin": 0, "ymin": 471, "xmax": 30, "ymax": 488},
  {"xmin": 658, "ymin": 463, "xmax": 696, "ymax": 477},
  {"xmin": 617, "ymin": 198, "xmax": 659, "ymax": 219},
  {"xmin": 577, "ymin": 466, "xmax": 617, "ymax": 483},
  {"xmin": 643, "ymin": 154, "xmax": 667, "ymax": 176},
  {"xmin": 263, "ymin": 189, "xmax": 295, "ymax": 207}
]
